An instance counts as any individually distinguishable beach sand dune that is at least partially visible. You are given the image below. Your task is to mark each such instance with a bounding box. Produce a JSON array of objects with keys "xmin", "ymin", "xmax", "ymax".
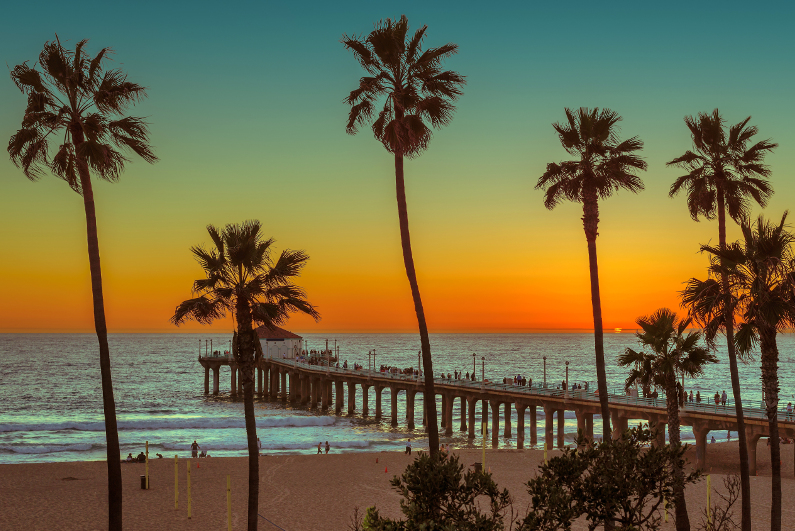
[{"xmin": 1, "ymin": 440, "xmax": 793, "ymax": 530}]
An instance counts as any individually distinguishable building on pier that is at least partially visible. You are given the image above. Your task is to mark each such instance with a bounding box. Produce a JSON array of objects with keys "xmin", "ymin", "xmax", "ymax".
[{"xmin": 257, "ymin": 325, "xmax": 302, "ymax": 359}]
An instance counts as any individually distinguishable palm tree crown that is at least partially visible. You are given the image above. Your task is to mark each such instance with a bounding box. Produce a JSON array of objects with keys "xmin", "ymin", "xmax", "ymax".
[
  {"xmin": 667, "ymin": 109, "xmax": 777, "ymax": 222},
  {"xmin": 171, "ymin": 221, "xmax": 319, "ymax": 340},
  {"xmin": 536, "ymin": 107, "xmax": 646, "ymax": 216},
  {"xmin": 8, "ymin": 36, "xmax": 156, "ymax": 191},
  {"xmin": 619, "ymin": 308, "xmax": 717, "ymax": 393},
  {"xmin": 342, "ymin": 15, "xmax": 465, "ymax": 157}
]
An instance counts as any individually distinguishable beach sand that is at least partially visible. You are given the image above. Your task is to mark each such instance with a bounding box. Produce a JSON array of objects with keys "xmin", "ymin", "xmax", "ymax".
[{"xmin": 1, "ymin": 440, "xmax": 792, "ymax": 530}]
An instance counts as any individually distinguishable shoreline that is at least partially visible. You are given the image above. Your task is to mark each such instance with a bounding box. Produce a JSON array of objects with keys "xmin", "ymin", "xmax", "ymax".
[{"xmin": 1, "ymin": 442, "xmax": 792, "ymax": 530}]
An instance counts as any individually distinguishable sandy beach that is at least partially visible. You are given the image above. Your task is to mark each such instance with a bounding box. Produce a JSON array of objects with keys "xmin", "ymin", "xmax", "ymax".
[{"xmin": 1, "ymin": 439, "xmax": 793, "ymax": 530}]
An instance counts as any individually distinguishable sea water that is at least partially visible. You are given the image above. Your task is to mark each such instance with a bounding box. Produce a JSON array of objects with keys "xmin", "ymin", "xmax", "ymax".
[{"xmin": 1, "ymin": 332, "xmax": 793, "ymax": 464}]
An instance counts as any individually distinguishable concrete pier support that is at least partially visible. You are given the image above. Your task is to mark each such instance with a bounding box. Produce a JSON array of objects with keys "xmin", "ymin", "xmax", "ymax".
[
  {"xmin": 460, "ymin": 396, "xmax": 467, "ymax": 432},
  {"xmin": 611, "ymin": 410, "xmax": 628, "ymax": 441},
  {"xmin": 309, "ymin": 377, "xmax": 317, "ymax": 410},
  {"xmin": 212, "ymin": 366, "xmax": 220, "ymax": 395},
  {"xmin": 576, "ymin": 410, "xmax": 586, "ymax": 443},
  {"xmin": 529, "ymin": 406, "xmax": 537, "ymax": 446},
  {"xmin": 257, "ymin": 368, "xmax": 263, "ymax": 397},
  {"xmin": 280, "ymin": 371, "xmax": 287, "ymax": 401},
  {"xmin": 544, "ymin": 406, "xmax": 554, "ymax": 450},
  {"xmin": 557, "ymin": 410, "xmax": 565, "ymax": 448},
  {"xmin": 440, "ymin": 394, "xmax": 447, "ymax": 429},
  {"xmin": 391, "ymin": 387, "xmax": 399, "ymax": 427},
  {"xmin": 326, "ymin": 381, "xmax": 332, "ymax": 408},
  {"xmin": 375, "ymin": 386, "xmax": 383, "ymax": 420},
  {"xmin": 231, "ymin": 366, "xmax": 237, "ymax": 397},
  {"xmin": 347, "ymin": 382, "xmax": 356, "ymax": 415},
  {"xmin": 300, "ymin": 376, "xmax": 309, "ymax": 405},
  {"xmin": 204, "ymin": 366, "xmax": 210, "ymax": 394},
  {"xmin": 269, "ymin": 370, "xmax": 277, "ymax": 399},
  {"xmin": 407, "ymin": 390, "xmax": 416, "ymax": 430},
  {"xmin": 334, "ymin": 381, "xmax": 344, "ymax": 415},
  {"xmin": 585, "ymin": 413, "xmax": 594, "ymax": 442},
  {"xmin": 482, "ymin": 399, "xmax": 489, "ymax": 434},
  {"xmin": 444, "ymin": 394, "xmax": 454, "ymax": 436},
  {"xmin": 692, "ymin": 421, "xmax": 710, "ymax": 470},
  {"xmin": 745, "ymin": 427, "xmax": 763, "ymax": 476},
  {"xmin": 491, "ymin": 401, "xmax": 501, "ymax": 447},
  {"xmin": 504, "ymin": 402, "xmax": 512, "ymax": 438},
  {"xmin": 467, "ymin": 398, "xmax": 477, "ymax": 438},
  {"xmin": 238, "ymin": 369, "xmax": 244, "ymax": 396},
  {"xmin": 516, "ymin": 404, "xmax": 526, "ymax": 449},
  {"xmin": 362, "ymin": 384, "xmax": 370, "ymax": 416}
]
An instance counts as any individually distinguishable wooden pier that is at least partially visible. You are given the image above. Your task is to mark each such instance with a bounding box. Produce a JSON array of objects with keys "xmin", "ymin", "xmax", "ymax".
[{"xmin": 198, "ymin": 354, "xmax": 795, "ymax": 474}]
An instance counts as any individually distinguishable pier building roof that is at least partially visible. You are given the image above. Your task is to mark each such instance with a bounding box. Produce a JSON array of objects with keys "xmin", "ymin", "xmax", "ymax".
[{"xmin": 256, "ymin": 325, "xmax": 302, "ymax": 340}]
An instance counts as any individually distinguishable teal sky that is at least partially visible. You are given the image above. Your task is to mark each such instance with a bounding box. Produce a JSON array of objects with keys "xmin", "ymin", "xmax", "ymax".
[{"xmin": 1, "ymin": 1, "xmax": 794, "ymax": 332}]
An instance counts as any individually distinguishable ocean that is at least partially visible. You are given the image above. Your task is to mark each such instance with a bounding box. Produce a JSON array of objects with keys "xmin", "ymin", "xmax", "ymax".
[{"xmin": 1, "ymin": 332, "xmax": 793, "ymax": 464}]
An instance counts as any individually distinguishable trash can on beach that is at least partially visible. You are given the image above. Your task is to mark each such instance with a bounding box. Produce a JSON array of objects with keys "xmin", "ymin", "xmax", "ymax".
[
  {"xmin": 140, "ymin": 475, "xmax": 149, "ymax": 489},
  {"xmin": 473, "ymin": 462, "xmax": 482, "ymax": 473}
]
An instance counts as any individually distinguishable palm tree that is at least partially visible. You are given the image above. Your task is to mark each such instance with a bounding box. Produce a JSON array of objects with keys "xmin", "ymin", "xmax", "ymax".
[
  {"xmin": 668, "ymin": 109, "xmax": 777, "ymax": 531},
  {"xmin": 7, "ymin": 37, "xmax": 156, "ymax": 530},
  {"xmin": 536, "ymin": 107, "xmax": 647, "ymax": 439},
  {"xmin": 342, "ymin": 15, "xmax": 465, "ymax": 455},
  {"xmin": 619, "ymin": 308, "xmax": 717, "ymax": 531},
  {"xmin": 172, "ymin": 221, "xmax": 319, "ymax": 531},
  {"xmin": 682, "ymin": 214, "xmax": 795, "ymax": 531}
]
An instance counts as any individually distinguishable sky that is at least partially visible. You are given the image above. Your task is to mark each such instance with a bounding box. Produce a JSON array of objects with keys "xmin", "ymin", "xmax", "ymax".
[{"xmin": 1, "ymin": 1, "xmax": 794, "ymax": 333}]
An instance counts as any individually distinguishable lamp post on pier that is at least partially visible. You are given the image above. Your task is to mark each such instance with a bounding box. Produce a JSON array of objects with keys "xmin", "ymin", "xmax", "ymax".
[
  {"xmin": 543, "ymin": 356, "xmax": 547, "ymax": 388},
  {"xmin": 472, "ymin": 353, "xmax": 476, "ymax": 379},
  {"xmin": 481, "ymin": 356, "xmax": 485, "ymax": 382},
  {"xmin": 565, "ymin": 361, "xmax": 569, "ymax": 396}
]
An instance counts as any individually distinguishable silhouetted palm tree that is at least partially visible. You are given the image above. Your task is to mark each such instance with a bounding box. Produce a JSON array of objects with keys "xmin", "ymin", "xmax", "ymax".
[
  {"xmin": 536, "ymin": 107, "xmax": 646, "ymax": 439},
  {"xmin": 172, "ymin": 221, "xmax": 319, "ymax": 531},
  {"xmin": 669, "ymin": 109, "xmax": 777, "ymax": 531},
  {"xmin": 682, "ymin": 213, "xmax": 795, "ymax": 531},
  {"xmin": 619, "ymin": 308, "xmax": 717, "ymax": 531},
  {"xmin": 342, "ymin": 15, "xmax": 465, "ymax": 455},
  {"xmin": 8, "ymin": 37, "xmax": 157, "ymax": 530}
]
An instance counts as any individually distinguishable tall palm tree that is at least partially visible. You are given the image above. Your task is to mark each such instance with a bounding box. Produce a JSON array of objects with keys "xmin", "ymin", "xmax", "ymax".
[
  {"xmin": 536, "ymin": 107, "xmax": 647, "ymax": 439},
  {"xmin": 682, "ymin": 213, "xmax": 795, "ymax": 531},
  {"xmin": 342, "ymin": 15, "xmax": 465, "ymax": 455},
  {"xmin": 619, "ymin": 309, "xmax": 717, "ymax": 531},
  {"xmin": 668, "ymin": 109, "xmax": 777, "ymax": 531},
  {"xmin": 172, "ymin": 221, "xmax": 319, "ymax": 531},
  {"xmin": 7, "ymin": 37, "xmax": 156, "ymax": 530}
]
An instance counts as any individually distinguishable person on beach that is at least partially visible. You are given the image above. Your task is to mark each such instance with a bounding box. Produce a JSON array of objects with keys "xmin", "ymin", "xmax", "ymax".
[
  {"xmin": 191, "ymin": 440, "xmax": 200, "ymax": 458},
  {"xmin": 126, "ymin": 453, "xmax": 133, "ymax": 462},
  {"xmin": 325, "ymin": 441, "xmax": 330, "ymax": 454},
  {"xmin": 257, "ymin": 437, "xmax": 262, "ymax": 455},
  {"xmin": 721, "ymin": 390, "xmax": 727, "ymax": 406},
  {"xmin": 787, "ymin": 402, "xmax": 793, "ymax": 420},
  {"xmin": 405, "ymin": 438, "xmax": 412, "ymax": 455},
  {"xmin": 711, "ymin": 436, "xmax": 716, "ymax": 444},
  {"xmin": 317, "ymin": 442, "xmax": 322, "ymax": 454}
]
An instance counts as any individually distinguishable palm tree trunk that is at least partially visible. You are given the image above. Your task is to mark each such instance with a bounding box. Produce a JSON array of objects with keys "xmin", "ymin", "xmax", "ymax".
[
  {"xmin": 716, "ymin": 193, "xmax": 751, "ymax": 531},
  {"xmin": 73, "ymin": 128, "xmax": 123, "ymax": 531},
  {"xmin": 235, "ymin": 303, "xmax": 260, "ymax": 531},
  {"xmin": 395, "ymin": 152, "xmax": 439, "ymax": 456},
  {"xmin": 666, "ymin": 379, "xmax": 689, "ymax": 531},
  {"xmin": 760, "ymin": 327, "xmax": 781, "ymax": 531},
  {"xmin": 582, "ymin": 194, "xmax": 611, "ymax": 439}
]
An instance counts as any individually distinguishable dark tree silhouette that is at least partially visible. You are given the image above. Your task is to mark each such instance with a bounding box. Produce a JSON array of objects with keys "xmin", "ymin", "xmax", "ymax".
[
  {"xmin": 669, "ymin": 109, "xmax": 777, "ymax": 531},
  {"xmin": 682, "ymin": 213, "xmax": 795, "ymax": 531},
  {"xmin": 536, "ymin": 107, "xmax": 647, "ymax": 439},
  {"xmin": 172, "ymin": 221, "xmax": 319, "ymax": 531},
  {"xmin": 8, "ymin": 36, "xmax": 157, "ymax": 530},
  {"xmin": 342, "ymin": 15, "xmax": 465, "ymax": 455},
  {"xmin": 619, "ymin": 308, "xmax": 717, "ymax": 531}
]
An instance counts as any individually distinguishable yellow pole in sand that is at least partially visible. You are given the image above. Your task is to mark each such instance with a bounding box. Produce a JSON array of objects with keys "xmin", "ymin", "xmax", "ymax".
[
  {"xmin": 187, "ymin": 460, "xmax": 192, "ymax": 519},
  {"xmin": 227, "ymin": 475, "xmax": 232, "ymax": 531},
  {"xmin": 706, "ymin": 474, "xmax": 711, "ymax": 525},
  {"xmin": 174, "ymin": 455, "xmax": 178, "ymax": 509},
  {"xmin": 145, "ymin": 441, "xmax": 149, "ymax": 490},
  {"xmin": 482, "ymin": 422, "xmax": 486, "ymax": 469},
  {"xmin": 544, "ymin": 441, "xmax": 548, "ymax": 464}
]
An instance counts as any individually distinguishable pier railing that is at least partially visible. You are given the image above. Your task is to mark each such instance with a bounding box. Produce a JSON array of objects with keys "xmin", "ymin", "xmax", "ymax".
[{"xmin": 274, "ymin": 359, "xmax": 792, "ymax": 424}]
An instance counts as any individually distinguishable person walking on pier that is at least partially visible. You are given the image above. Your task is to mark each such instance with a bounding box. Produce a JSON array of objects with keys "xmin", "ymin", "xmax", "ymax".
[
  {"xmin": 714, "ymin": 391, "xmax": 721, "ymax": 406},
  {"xmin": 787, "ymin": 402, "xmax": 793, "ymax": 421},
  {"xmin": 696, "ymin": 391, "xmax": 701, "ymax": 403},
  {"xmin": 721, "ymin": 390, "xmax": 727, "ymax": 407}
]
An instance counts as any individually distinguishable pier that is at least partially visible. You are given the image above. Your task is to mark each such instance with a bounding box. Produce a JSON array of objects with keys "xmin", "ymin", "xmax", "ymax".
[{"xmin": 198, "ymin": 354, "xmax": 795, "ymax": 474}]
